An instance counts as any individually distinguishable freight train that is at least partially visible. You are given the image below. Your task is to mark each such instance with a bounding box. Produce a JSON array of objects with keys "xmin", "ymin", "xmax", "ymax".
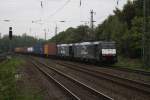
[{"xmin": 15, "ymin": 41, "xmax": 117, "ymax": 64}]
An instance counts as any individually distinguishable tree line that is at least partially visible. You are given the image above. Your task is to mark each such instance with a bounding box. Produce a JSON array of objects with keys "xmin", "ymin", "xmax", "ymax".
[
  {"xmin": 0, "ymin": 34, "xmax": 44, "ymax": 53},
  {"xmin": 50, "ymin": 0, "xmax": 150, "ymax": 58},
  {"xmin": 0, "ymin": 0, "xmax": 149, "ymax": 59}
]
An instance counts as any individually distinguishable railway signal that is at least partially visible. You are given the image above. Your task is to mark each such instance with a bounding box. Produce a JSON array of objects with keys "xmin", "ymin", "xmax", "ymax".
[
  {"xmin": 0, "ymin": 33, "xmax": 1, "ymax": 39},
  {"xmin": 9, "ymin": 27, "xmax": 13, "ymax": 40}
]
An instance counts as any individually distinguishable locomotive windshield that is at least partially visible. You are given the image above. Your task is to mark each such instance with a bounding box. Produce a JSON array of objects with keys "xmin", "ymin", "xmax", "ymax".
[{"xmin": 101, "ymin": 43, "xmax": 115, "ymax": 49}]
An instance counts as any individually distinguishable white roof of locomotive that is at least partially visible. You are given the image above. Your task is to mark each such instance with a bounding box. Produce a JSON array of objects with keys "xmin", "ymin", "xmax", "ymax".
[
  {"xmin": 57, "ymin": 41, "xmax": 115, "ymax": 47},
  {"xmin": 57, "ymin": 43, "xmax": 73, "ymax": 47},
  {"xmin": 74, "ymin": 41, "xmax": 102, "ymax": 46}
]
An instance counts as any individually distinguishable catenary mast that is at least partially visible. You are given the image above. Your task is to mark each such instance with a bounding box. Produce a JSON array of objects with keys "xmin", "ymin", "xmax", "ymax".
[{"xmin": 143, "ymin": 0, "xmax": 150, "ymax": 66}]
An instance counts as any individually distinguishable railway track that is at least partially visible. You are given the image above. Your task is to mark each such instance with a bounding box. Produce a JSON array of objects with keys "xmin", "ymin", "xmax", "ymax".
[
  {"xmin": 66, "ymin": 60, "xmax": 150, "ymax": 84},
  {"xmin": 108, "ymin": 65, "xmax": 150, "ymax": 76},
  {"xmin": 31, "ymin": 61, "xmax": 79, "ymax": 100},
  {"xmin": 52, "ymin": 60, "xmax": 150, "ymax": 95},
  {"xmin": 33, "ymin": 57, "xmax": 150, "ymax": 99},
  {"xmin": 30, "ymin": 57, "xmax": 112, "ymax": 100},
  {"xmin": 54, "ymin": 58, "xmax": 150, "ymax": 76},
  {"xmin": 66, "ymin": 60, "xmax": 150, "ymax": 83}
]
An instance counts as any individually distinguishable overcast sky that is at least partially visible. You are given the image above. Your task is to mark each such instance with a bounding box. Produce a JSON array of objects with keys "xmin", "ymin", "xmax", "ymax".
[{"xmin": 0, "ymin": 0, "xmax": 128, "ymax": 39}]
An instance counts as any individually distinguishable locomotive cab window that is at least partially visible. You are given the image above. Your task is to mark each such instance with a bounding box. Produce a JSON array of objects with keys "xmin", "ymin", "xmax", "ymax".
[{"xmin": 101, "ymin": 43, "xmax": 116, "ymax": 49}]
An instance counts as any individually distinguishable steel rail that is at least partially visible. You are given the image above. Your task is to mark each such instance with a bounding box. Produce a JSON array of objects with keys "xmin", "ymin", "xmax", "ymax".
[
  {"xmin": 54, "ymin": 61, "xmax": 150, "ymax": 94},
  {"xmin": 33, "ymin": 58, "xmax": 113, "ymax": 100},
  {"xmin": 30, "ymin": 60, "xmax": 80, "ymax": 100}
]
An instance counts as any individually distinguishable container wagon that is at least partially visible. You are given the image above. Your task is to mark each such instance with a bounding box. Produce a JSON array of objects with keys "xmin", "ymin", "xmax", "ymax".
[
  {"xmin": 33, "ymin": 43, "xmax": 44, "ymax": 56},
  {"xmin": 43, "ymin": 43, "xmax": 57, "ymax": 58},
  {"xmin": 15, "ymin": 47, "xmax": 27, "ymax": 54},
  {"xmin": 15, "ymin": 41, "xmax": 117, "ymax": 64},
  {"xmin": 27, "ymin": 47, "xmax": 34, "ymax": 55}
]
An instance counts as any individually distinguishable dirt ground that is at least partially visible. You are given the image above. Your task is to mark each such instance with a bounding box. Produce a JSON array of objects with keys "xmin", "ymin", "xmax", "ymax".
[{"xmin": 16, "ymin": 59, "xmax": 70, "ymax": 100}]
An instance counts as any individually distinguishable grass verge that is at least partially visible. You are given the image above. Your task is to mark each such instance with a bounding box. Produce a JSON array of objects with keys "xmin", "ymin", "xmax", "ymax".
[
  {"xmin": 113, "ymin": 56, "xmax": 150, "ymax": 72},
  {"xmin": 0, "ymin": 56, "xmax": 43, "ymax": 100}
]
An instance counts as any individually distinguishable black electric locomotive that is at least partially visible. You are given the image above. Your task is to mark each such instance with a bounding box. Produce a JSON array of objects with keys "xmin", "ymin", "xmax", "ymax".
[{"xmin": 57, "ymin": 41, "xmax": 117, "ymax": 63}]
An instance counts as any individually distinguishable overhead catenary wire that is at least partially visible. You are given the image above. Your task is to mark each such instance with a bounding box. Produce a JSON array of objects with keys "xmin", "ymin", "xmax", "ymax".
[
  {"xmin": 43, "ymin": 0, "xmax": 122, "ymax": 39},
  {"xmin": 46, "ymin": 0, "xmax": 71, "ymax": 20},
  {"xmin": 39, "ymin": 0, "xmax": 47, "ymax": 40}
]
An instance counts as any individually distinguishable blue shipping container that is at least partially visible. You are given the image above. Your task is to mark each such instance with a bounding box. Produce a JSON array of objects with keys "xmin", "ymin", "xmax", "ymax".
[{"xmin": 33, "ymin": 43, "xmax": 44, "ymax": 54}]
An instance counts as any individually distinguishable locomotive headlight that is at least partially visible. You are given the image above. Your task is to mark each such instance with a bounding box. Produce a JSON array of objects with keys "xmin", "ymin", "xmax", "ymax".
[{"xmin": 102, "ymin": 49, "xmax": 116, "ymax": 55}]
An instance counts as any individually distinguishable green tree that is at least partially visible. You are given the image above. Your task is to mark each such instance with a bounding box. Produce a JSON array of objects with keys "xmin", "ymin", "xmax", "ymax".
[
  {"xmin": 0, "ymin": 34, "xmax": 43, "ymax": 52},
  {"xmin": 48, "ymin": 0, "xmax": 145, "ymax": 59}
]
